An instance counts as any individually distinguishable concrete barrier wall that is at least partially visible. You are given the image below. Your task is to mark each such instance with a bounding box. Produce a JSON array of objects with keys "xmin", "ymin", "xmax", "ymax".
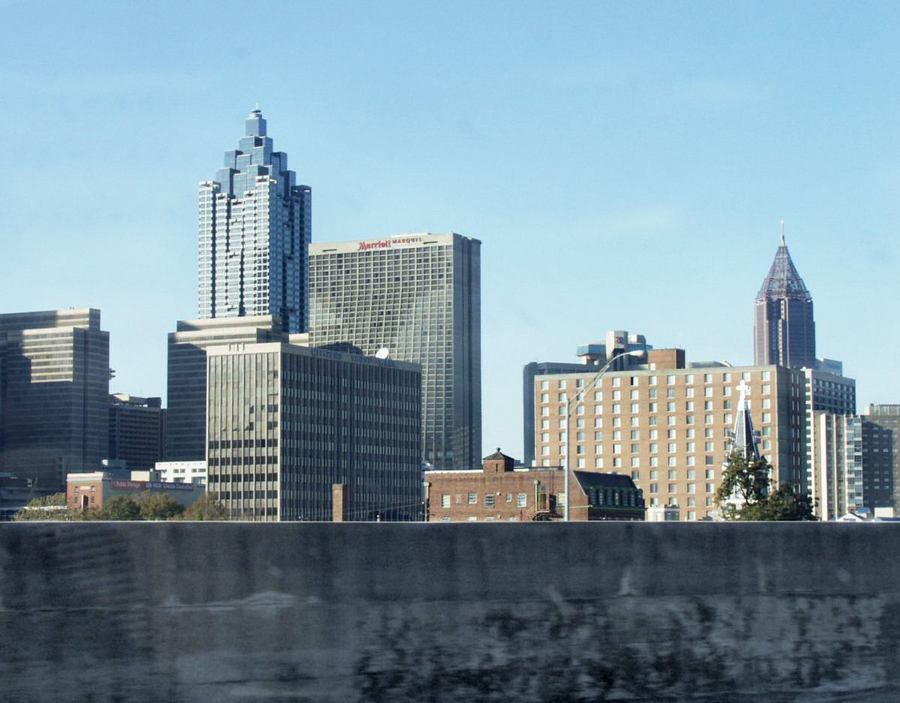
[{"xmin": 2, "ymin": 522, "xmax": 900, "ymax": 701}]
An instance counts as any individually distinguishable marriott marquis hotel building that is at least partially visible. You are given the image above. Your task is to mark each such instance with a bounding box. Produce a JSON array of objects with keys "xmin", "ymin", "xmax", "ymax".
[{"xmin": 309, "ymin": 233, "xmax": 481, "ymax": 470}]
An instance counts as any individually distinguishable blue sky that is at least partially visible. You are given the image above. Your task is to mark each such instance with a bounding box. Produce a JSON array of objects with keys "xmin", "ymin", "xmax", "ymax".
[{"xmin": 2, "ymin": 1, "xmax": 900, "ymax": 460}]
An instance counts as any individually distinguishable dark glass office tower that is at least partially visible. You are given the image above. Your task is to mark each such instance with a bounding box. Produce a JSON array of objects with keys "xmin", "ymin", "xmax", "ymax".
[
  {"xmin": 754, "ymin": 225, "xmax": 816, "ymax": 369},
  {"xmin": 0, "ymin": 309, "xmax": 109, "ymax": 491},
  {"xmin": 198, "ymin": 109, "xmax": 311, "ymax": 333}
]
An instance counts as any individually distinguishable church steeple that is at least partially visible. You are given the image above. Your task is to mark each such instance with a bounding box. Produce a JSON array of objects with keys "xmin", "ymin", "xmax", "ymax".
[
  {"xmin": 728, "ymin": 381, "xmax": 761, "ymax": 461},
  {"xmin": 753, "ymin": 221, "xmax": 816, "ymax": 368}
]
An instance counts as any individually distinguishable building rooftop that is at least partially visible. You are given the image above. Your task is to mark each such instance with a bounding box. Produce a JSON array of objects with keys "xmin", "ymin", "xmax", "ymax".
[
  {"xmin": 310, "ymin": 233, "xmax": 479, "ymax": 254},
  {"xmin": 483, "ymin": 448, "xmax": 514, "ymax": 462},
  {"xmin": 573, "ymin": 471, "xmax": 640, "ymax": 491}
]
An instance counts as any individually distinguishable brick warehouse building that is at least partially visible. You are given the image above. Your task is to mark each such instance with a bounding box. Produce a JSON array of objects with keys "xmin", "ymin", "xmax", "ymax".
[{"xmin": 424, "ymin": 449, "xmax": 645, "ymax": 521}]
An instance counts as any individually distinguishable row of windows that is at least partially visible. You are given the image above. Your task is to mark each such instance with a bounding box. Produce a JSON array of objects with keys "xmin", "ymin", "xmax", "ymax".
[
  {"xmin": 548, "ymin": 445, "xmax": 724, "ymax": 462},
  {"xmin": 645, "ymin": 483, "xmax": 716, "ymax": 494},
  {"xmin": 541, "ymin": 408, "xmax": 771, "ymax": 429},
  {"xmin": 557, "ymin": 456, "xmax": 720, "ymax": 470},
  {"xmin": 545, "ymin": 389, "xmax": 777, "ymax": 404},
  {"xmin": 208, "ymin": 473, "xmax": 278, "ymax": 483},
  {"xmin": 541, "ymin": 371, "xmax": 773, "ymax": 390},
  {"xmin": 539, "ymin": 420, "xmax": 773, "ymax": 443},
  {"xmin": 441, "ymin": 492, "xmax": 529, "ymax": 508},
  {"xmin": 546, "ymin": 429, "xmax": 736, "ymax": 446}
]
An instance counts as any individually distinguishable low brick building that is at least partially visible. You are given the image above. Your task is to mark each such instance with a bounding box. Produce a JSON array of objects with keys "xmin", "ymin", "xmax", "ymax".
[
  {"xmin": 425, "ymin": 449, "xmax": 645, "ymax": 521},
  {"xmin": 67, "ymin": 471, "xmax": 204, "ymax": 512}
]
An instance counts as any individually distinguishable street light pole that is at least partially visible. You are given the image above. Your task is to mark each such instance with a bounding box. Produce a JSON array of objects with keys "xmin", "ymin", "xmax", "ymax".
[{"xmin": 564, "ymin": 349, "xmax": 645, "ymax": 521}]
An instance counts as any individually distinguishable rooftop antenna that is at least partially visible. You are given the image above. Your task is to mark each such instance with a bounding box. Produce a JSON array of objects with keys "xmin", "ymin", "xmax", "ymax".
[{"xmin": 780, "ymin": 218, "xmax": 785, "ymax": 246}]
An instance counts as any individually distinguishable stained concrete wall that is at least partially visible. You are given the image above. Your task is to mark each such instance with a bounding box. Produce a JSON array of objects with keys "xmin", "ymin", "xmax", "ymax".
[{"xmin": 2, "ymin": 522, "xmax": 900, "ymax": 702}]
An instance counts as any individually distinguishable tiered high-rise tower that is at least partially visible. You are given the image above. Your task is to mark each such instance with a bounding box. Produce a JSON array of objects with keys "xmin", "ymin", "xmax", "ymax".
[
  {"xmin": 198, "ymin": 109, "xmax": 311, "ymax": 333},
  {"xmin": 754, "ymin": 222, "xmax": 816, "ymax": 369}
]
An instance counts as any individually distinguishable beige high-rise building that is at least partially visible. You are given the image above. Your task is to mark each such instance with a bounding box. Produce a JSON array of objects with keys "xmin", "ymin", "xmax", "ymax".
[
  {"xmin": 532, "ymin": 349, "xmax": 805, "ymax": 521},
  {"xmin": 809, "ymin": 413, "xmax": 864, "ymax": 521}
]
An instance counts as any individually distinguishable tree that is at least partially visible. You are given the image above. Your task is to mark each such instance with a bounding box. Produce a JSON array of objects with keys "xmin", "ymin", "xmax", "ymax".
[
  {"xmin": 716, "ymin": 452, "xmax": 815, "ymax": 521},
  {"xmin": 178, "ymin": 492, "xmax": 228, "ymax": 521},
  {"xmin": 137, "ymin": 492, "xmax": 186, "ymax": 521},
  {"xmin": 762, "ymin": 485, "xmax": 816, "ymax": 521},
  {"xmin": 30, "ymin": 492, "xmax": 67, "ymax": 507},
  {"xmin": 98, "ymin": 496, "xmax": 142, "ymax": 521}
]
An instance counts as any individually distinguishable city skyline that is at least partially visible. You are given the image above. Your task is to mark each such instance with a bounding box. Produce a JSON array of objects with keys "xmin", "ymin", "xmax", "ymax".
[{"xmin": 3, "ymin": 3, "xmax": 900, "ymax": 460}]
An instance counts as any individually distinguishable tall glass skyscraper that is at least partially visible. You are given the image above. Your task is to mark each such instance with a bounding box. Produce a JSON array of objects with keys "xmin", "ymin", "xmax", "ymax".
[
  {"xmin": 754, "ymin": 226, "xmax": 816, "ymax": 369},
  {"xmin": 309, "ymin": 233, "xmax": 481, "ymax": 470},
  {"xmin": 198, "ymin": 109, "xmax": 311, "ymax": 333}
]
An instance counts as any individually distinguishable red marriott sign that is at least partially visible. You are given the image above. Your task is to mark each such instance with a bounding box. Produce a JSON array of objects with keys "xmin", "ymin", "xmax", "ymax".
[{"xmin": 358, "ymin": 236, "xmax": 423, "ymax": 251}]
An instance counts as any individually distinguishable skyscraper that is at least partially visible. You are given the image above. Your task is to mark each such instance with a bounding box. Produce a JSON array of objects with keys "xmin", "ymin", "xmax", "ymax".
[
  {"xmin": 754, "ymin": 222, "xmax": 816, "ymax": 368},
  {"xmin": 165, "ymin": 315, "xmax": 285, "ymax": 461},
  {"xmin": 862, "ymin": 405, "xmax": 899, "ymax": 510},
  {"xmin": 0, "ymin": 309, "xmax": 109, "ymax": 491},
  {"xmin": 799, "ymin": 365, "xmax": 856, "ymax": 496},
  {"xmin": 206, "ymin": 341, "xmax": 422, "ymax": 521},
  {"xmin": 309, "ymin": 233, "xmax": 481, "ymax": 470},
  {"xmin": 809, "ymin": 413, "xmax": 864, "ymax": 520},
  {"xmin": 108, "ymin": 394, "xmax": 166, "ymax": 470},
  {"xmin": 199, "ymin": 109, "xmax": 311, "ymax": 333}
]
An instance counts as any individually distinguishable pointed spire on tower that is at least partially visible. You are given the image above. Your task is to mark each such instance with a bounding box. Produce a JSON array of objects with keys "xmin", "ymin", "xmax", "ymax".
[
  {"xmin": 756, "ymin": 222, "xmax": 811, "ymax": 302},
  {"xmin": 754, "ymin": 220, "xmax": 816, "ymax": 368}
]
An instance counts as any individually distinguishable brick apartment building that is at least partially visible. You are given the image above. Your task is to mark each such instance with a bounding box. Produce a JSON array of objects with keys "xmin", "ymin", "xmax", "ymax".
[
  {"xmin": 528, "ymin": 346, "xmax": 858, "ymax": 521},
  {"xmin": 424, "ymin": 449, "xmax": 645, "ymax": 521}
]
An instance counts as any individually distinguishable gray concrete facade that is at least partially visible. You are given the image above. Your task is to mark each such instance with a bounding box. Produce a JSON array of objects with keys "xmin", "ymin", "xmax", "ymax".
[
  {"xmin": 207, "ymin": 342, "xmax": 422, "ymax": 521},
  {"xmin": 3, "ymin": 522, "xmax": 900, "ymax": 701},
  {"xmin": 165, "ymin": 316, "xmax": 285, "ymax": 461}
]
